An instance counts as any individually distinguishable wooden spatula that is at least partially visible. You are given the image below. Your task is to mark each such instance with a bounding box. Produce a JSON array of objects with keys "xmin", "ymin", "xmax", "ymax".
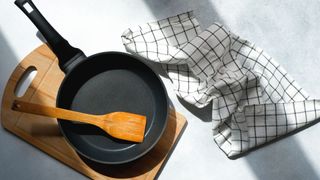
[{"xmin": 12, "ymin": 100, "xmax": 146, "ymax": 143}]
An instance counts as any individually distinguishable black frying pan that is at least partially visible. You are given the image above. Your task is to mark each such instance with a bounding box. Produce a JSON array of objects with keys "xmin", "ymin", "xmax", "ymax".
[{"xmin": 15, "ymin": 0, "xmax": 169, "ymax": 164}]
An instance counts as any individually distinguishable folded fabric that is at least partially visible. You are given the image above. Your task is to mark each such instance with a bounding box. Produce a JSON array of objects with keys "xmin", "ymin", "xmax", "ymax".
[{"xmin": 121, "ymin": 11, "xmax": 320, "ymax": 158}]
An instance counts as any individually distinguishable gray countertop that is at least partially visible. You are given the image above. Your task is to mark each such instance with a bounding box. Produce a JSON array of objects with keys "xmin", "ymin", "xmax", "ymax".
[{"xmin": 1, "ymin": 0, "xmax": 320, "ymax": 179}]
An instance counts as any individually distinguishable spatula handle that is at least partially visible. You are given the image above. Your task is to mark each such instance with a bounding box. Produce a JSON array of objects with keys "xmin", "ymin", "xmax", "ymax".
[{"xmin": 12, "ymin": 100, "xmax": 102, "ymax": 125}]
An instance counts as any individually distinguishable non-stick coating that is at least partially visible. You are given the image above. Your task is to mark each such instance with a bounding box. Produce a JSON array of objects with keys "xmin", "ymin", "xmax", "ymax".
[{"xmin": 57, "ymin": 52, "xmax": 168, "ymax": 164}]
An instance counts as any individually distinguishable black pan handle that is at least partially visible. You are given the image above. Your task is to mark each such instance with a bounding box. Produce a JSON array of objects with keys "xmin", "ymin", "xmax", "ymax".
[{"xmin": 15, "ymin": 0, "xmax": 86, "ymax": 73}]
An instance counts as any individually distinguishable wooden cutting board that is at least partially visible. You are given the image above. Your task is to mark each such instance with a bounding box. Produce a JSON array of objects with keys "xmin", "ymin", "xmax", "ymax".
[{"xmin": 1, "ymin": 44, "xmax": 187, "ymax": 179}]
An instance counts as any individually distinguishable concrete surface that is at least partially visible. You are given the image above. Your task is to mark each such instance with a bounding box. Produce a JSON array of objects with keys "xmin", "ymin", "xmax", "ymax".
[{"xmin": 1, "ymin": 0, "xmax": 320, "ymax": 179}]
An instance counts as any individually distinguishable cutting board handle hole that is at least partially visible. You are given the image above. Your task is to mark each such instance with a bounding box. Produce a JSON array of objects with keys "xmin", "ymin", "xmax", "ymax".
[{"xmin": 14, "ymin": 66, "xmax": 37, "ymax": 97}]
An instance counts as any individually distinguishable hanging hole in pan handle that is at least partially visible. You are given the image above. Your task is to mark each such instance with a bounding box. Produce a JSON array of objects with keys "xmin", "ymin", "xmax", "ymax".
[
  {"xmin": 22, "ymin": 1, "xmax": 33, "ymax": 13},
  {"xmin": 15, "ymin": 0, "xmax": 37, "ymax": 15}
]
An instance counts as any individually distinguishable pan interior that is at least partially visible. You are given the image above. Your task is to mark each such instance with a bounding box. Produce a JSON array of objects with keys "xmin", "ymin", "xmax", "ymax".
[{"xmin": 57, "ymin": 52, "xmax": 168, "ymax": 164}]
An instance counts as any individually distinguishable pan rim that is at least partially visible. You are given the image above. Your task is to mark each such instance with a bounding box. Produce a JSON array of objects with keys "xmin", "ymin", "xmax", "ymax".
[{"xmin": 56, "ymin": 51, "xmax": 169, "ymax": 164}]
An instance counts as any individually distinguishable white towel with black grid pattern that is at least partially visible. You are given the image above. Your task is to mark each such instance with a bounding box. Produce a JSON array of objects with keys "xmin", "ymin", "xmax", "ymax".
[{"xmin": 121, "ymin": 11, "xmax": 320, "ymax": 158}]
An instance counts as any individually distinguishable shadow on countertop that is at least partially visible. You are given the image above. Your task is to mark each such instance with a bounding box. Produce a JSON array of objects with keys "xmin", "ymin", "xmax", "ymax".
[{"xmin": 143, "ymin": 0, "xmax": 227, "ymax": 29}]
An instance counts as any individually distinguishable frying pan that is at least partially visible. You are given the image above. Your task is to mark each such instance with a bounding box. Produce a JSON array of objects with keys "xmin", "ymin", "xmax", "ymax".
[{"xmin": 15, "ymin": 0, "xmax": 169, "ymax": 164}]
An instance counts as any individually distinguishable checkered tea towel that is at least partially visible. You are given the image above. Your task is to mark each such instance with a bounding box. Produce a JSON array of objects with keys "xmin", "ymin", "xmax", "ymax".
[{"xmin": 121, "ymin": 11, "xmax": 320, "ymax": 158}]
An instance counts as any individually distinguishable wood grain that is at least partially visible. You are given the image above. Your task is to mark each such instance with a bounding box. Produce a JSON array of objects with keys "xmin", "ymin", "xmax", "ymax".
[{"xmin": 1, "ymin": 44, "xmax": 187, "ymax": 179}]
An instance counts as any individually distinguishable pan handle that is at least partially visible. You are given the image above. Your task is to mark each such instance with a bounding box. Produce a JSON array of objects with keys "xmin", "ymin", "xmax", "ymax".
[{"xmin": 15, "ymin": 0, "xmax": 86, "ymax": 73}]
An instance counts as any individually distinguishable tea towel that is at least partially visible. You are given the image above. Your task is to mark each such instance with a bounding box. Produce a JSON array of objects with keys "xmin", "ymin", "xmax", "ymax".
[{"xmin": 121, "ymin": 11, "xmax": 320, "ymax": 158}]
